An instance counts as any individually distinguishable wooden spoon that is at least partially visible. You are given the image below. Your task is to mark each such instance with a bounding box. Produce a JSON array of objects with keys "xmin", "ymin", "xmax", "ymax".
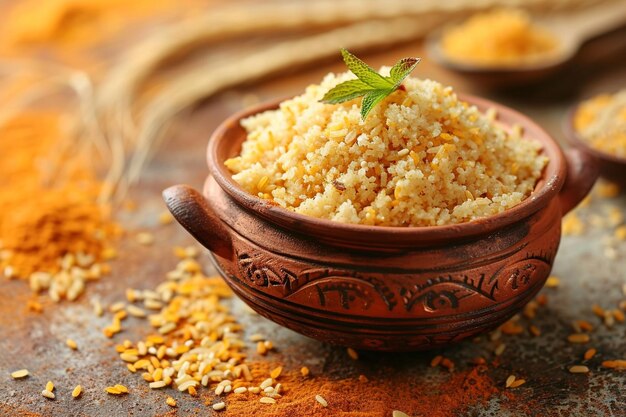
[{"xmin": 426, "ymin": 1, "xmax": 626, "ymax": 87}]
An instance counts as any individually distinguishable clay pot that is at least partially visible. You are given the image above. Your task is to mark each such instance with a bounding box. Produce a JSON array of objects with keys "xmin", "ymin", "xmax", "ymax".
[
  {"xmin": 164, "ymin": 95, "xmax": 598, "ymax": 351},
  {"xmin": 563, "ymin": 102, "xmax": 626, "ymax": 187}
]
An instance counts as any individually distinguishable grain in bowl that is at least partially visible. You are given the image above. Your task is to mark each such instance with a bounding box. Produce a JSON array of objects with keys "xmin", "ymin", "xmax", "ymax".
[
  {"xmin": 225, "ymin": 71, "xmax": 547, "ymax": 227},
  {"xmin": 573, "ymin": 89, "xmax": 626, "ymax": 158}
]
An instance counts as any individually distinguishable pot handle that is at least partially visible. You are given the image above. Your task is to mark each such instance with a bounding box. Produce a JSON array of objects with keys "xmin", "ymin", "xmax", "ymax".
[
  {"xmin": 558, "ymin": 147, "xmax": 599, "ymax": 215},
  {"xmin": 163, "ymin": 184, "xmax": 233, "ymax": 259}
]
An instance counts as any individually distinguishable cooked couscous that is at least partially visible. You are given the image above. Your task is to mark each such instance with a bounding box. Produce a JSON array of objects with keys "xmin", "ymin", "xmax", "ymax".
[
  {"xmin": 225, "ymin": 71, "xmax": 548, "ymax": 226},
  {"xmin": 574, "ymin": 89, "xmax": 626, "ymax": 158}
]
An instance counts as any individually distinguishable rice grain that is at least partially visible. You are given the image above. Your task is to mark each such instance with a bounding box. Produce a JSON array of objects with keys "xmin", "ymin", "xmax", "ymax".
[
  {"xmin": 315, "ymin": 394, "xmax": 328, "ymax": 407},
  {"xmin": 72, "ymin": 385, "xmax": 83, "ymax": 398},
  {"xmin": 213, "ymin": 402, "xmax": 226, "ymax": 411},
  {"xmin": 568, "ymin": 334, "xmax": 590, "ymax": 344},
  {"xmin": 41, "ymin": 389, "xmax": 55, "ymax": 399},
  {"xmin": 10, "ymin": 369, "xmax": 29, "ymax": 379},
  {"xmin": 569, "ymin": 365, "xmax": 590, "ymax": 374}
]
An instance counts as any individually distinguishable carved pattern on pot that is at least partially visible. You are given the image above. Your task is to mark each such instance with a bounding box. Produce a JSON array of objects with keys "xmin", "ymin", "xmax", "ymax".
[
  {"xmin": 399, "ymin": 252, "xmax": 554, "ymax": 314},
  {"xmin": 237, "ymin": 252, "xmax": 297, "ymax": 291},
  {"xmin": 237, "ymin": 250, "xmax": 397, "ymax": 311},
  {"xmin": 235, "ymin": 244, "xmax": 556, "ymax": 316}
]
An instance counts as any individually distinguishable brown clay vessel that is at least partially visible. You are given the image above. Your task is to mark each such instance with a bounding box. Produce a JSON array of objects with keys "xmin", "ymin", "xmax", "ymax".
[{"xmin": 164, "ymin": 95, "xmax": 598, "ymax": 351}]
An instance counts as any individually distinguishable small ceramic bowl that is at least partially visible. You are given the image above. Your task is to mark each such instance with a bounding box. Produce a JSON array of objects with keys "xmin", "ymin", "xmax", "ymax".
[
  {"xmin": 563, "ymin": 102, "xmax": 626, "ymax": 186},
  {"xmin": 164, "ymin": 95, "xmax": 598, "ymax": 351},
  {"xmin": 425, "ymin": 27, "xmax": 571, "ymax": 89}
]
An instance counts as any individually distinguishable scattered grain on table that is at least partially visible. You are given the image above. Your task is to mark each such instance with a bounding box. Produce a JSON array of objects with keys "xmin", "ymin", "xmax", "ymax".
[
  {"xmin": 66, "ymin": 338, "xmax": 78, "ymax": 350},
  {"xmin": 10, "ymin": 369, "xmax": 29, "ymax": 379},
  {"xmin": 529, "ymin": 325, "xmax": 541, "ymax": 337},
  {"xmin": 441, "ymin": 358, "xmax": 455, "ymax": 371},
  {"xmin": 568, "ymin": 334, "xmax": 590, "ymax": 344},
  {"xmin": 41, "ymin": 389, "xmax": 55, "ymax": 399},
  {"xmin": 72, "ymin": 385, "xmax": 82, "ymax": 398},
  {"xmin": 602, "ymin": 360, "xmax": 626, "ymax": 369},
  {"xmin": 500, "ymin": 319, "xmax": 524, "ymax": 335},
  {"xmin": 347, "ymin": 348, "xmax": 359, "ymax": 360},
  {"xmin": 584, "ymin": 349, "xmax": 597, "ymax": 361},
  {"xmin": 545, "ymin": 276, "xmax": 560, "ymax": 288},
  {"xmin": 509, "ymin": 379, "xmax": 526, "ymax": 388},
  {"xmin": 505, "ymin": 375, "xmax": 516, "ymax": 388},
  {"xmin": 158, "ymin": 211, "xmax": 174, "ymax": 225},
  {"xmin": 136, "ymin": 232, "xmax": 155, "ymax": 246},
  {"xmin": 574, "ymin": 320, "xmax": 594, "ymax": 332},
  {"xmin": 315, "ymin": 394, "xmax": 328, "ymax": 407},
  {"xmin": 270, "ymin": 366, "xmax": 283, "ymax": 379},
  {"xmin": 569, "ymin": 365, "xmax": 590, "ymax": 374}
]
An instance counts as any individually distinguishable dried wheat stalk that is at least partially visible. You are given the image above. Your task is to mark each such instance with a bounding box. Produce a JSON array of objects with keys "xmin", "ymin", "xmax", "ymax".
[
  {"xmin": 98, "ymin": 0, "xmax": 608, "ymax": 198},
  {"xmin": 0, "ymin": 60, "xmax": 114, "ymax": 191},
  {"xmin": 123, "ymin": 16, "xmax": 448, "ymax": 188},
  {"xmin": 98, "ymin": 0, "xmax": 597, "ymax": 133}
]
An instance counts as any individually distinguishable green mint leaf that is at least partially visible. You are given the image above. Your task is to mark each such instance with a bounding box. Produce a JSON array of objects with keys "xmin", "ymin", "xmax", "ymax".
[
  {"xmin": 341, "ymin": 48, "xmax": 393, "ymax": 90},
  {"xmin": 389, "ymin": 57, "xmax": 420, "ymax": 86},
  {"xmin": 320, "ymin": 79, "xmax": 374, "ymax": 104},
  {"xmin": 320, "ymin": 49, "xmax": 421, "ymax": 120},
  {"xmin": 360, "ymin": 90, "xmax": 390, "ymax": 120}
]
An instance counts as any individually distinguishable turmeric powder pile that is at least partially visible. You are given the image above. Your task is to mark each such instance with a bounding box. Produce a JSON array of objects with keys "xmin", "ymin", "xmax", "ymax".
[
  {"xmin": 0, "ymin": 0, "xmax": 206, "ymax": 305},
  {"xmin": 441, "ymin": 9, "xmax": 558, "ymax": 66},
  {"xmin": 0, "ymin": 110, "xmax": 120, "ymax": 301},
  {"xmin": 1, "ymin": 0, "xmax": 187, "ymax": 51}
]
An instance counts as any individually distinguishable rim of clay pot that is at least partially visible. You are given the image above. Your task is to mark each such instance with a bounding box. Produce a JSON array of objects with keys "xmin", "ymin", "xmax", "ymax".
[
  {"xmin": 563, "ymin": 102, "xmax": 626, "ymax": 167},
  {"xmin": 207, "ymin": 94, "xmax": 566, "ymax": 242}
]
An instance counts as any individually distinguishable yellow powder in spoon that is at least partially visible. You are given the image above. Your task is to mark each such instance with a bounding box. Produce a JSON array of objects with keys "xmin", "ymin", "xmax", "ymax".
[{"xmin": 441, "ymin": 9, "xmax": 558, "ymax": 66}]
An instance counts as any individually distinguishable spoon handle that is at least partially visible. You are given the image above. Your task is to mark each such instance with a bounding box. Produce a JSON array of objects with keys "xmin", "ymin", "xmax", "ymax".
[{"xmin": 551, "ymin": 1, "xmax": 626, "ymax": 44}]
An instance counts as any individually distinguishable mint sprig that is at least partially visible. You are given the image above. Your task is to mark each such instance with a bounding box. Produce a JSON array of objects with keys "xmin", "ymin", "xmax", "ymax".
[{"xmin": 321, "ymin": 49, "xmax": 420, "ymax": 120}]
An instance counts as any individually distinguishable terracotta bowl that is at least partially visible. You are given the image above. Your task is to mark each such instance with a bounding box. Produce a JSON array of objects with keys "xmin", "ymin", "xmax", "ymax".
[
  {"xmin": 424, "ymin": 27, "xmax": 571, "ymax": 90},
  {"xmin": 164, "ymin": 95, "xmax": 598, "ymax": 351},
  {"xmin": 563, "ymin": 102, "xmax": 626, "ymax": 187}
]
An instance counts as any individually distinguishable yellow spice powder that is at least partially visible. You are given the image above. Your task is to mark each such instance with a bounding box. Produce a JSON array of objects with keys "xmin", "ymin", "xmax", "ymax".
[{"xmin": 441, "ymin": 9, "xmax": 558, "ymax": 66}]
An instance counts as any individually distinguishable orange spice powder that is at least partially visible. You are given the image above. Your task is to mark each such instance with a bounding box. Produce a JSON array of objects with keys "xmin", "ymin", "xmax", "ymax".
[
  {"xmin": 0, "ymin": 110, "xmax": 119, "ymax": 281},
  {"xmin": 441, "ymin": 9, "xmax": 558, "ymax": 66},
  {"xmin": 223, "ymin": 364, "xmax": 501, "ymax": 417}
]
